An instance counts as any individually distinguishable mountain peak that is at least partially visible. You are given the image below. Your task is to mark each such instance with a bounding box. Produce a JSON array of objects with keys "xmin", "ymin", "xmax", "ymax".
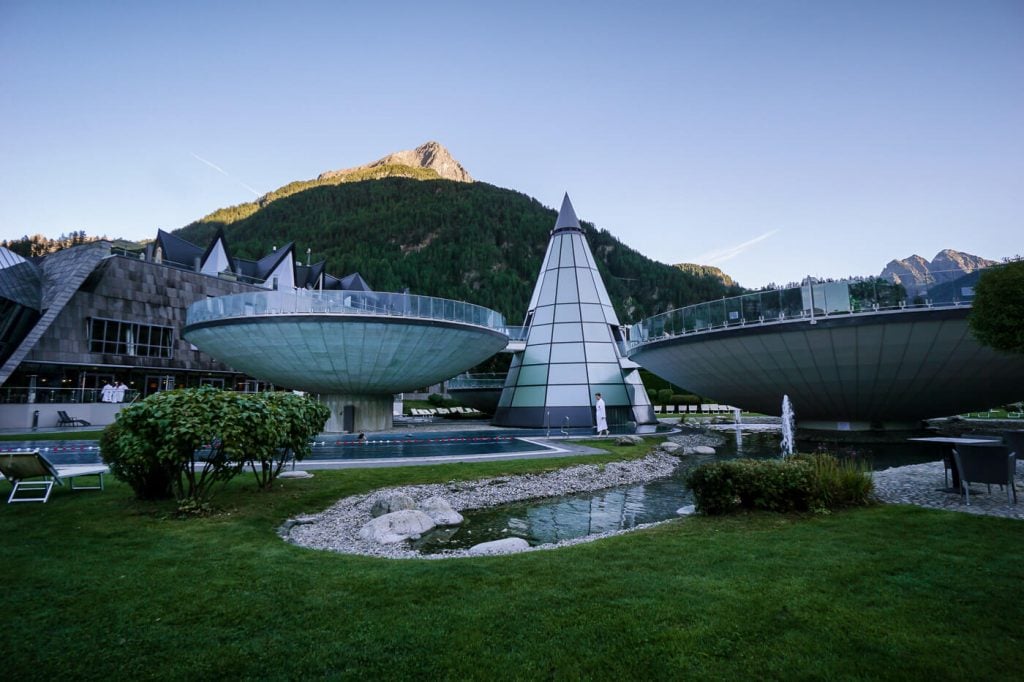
[
  {"xmin": 319, "ymin": 141, "xmax": 474, "ymax": 183},
  {"xmin": 880, "ymin": 249, "xmax": 995, "ymax": 298}
]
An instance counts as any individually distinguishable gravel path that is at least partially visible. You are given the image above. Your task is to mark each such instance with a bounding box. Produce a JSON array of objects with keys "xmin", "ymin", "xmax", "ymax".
[{"xmin": 871, "ymin": 461, "xmax": 1023, "ymax": 520}]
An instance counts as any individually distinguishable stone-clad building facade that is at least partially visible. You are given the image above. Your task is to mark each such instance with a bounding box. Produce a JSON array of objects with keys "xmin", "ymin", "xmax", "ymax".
[{"xmin": 0, "ymin": 234, "xmax": 367, "ymax": 428}]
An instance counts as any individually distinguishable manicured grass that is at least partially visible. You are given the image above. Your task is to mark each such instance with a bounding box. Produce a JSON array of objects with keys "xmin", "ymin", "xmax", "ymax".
[
  {"xmin": 0, "ymin": 429, "xmax": 103, "ymax": 441},
  {"xmin": 3, "ymin": 441, "xmax": 1023, "ymax": 679}
]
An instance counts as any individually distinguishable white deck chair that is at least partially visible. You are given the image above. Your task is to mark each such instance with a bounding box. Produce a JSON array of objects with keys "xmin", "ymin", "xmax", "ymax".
[{"xmin": 0, "ymin": 450, "xmax": 108, "ymax": 503}]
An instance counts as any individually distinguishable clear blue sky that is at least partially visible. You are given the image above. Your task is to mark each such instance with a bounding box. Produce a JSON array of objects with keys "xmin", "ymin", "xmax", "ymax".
[{"xmin": 2, "ymin": 0, "xmax": 1021, "ymax": 288}]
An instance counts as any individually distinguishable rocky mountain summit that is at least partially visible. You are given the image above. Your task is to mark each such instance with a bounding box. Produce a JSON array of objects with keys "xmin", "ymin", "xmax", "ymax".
[
  {"xmin": 880, "ymin": 249, "xmax": 995, "ymax": 298},
  {"xmin": 319, "ymin": 141, "xmax": 474, "ymax": 183}
]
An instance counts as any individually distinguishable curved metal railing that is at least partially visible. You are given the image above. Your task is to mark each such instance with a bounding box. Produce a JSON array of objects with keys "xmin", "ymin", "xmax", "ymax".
[
  {"xmin": 627, "ymin": 279, "xmax": 974, "ymax": 353},
  {"xmin": 186, "ymin": 289, "xmax": 509, "ymax": 333}
]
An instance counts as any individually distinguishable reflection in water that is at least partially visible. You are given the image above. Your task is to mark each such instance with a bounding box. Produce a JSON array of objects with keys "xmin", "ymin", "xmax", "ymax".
[{"xmin": 414, "ymin": 429, "xmax": 946, "ymax": 554}]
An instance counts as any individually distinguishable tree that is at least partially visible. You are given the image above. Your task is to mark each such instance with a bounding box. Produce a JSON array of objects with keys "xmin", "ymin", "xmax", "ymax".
[{"xmin": 969, "ymin": 261, "xmax": 1024, "ymax": 355}]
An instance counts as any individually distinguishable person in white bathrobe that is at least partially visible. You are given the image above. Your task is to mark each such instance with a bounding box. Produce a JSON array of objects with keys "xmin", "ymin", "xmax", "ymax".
[{"xmin": 594, "ymin": 393, "xmax": 609, "ymax": 436}]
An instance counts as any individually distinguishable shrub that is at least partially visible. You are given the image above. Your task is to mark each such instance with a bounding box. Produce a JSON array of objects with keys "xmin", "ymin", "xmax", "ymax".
[
  {"xmin": 686, "ymin": 455, "xmax": 873, "ymax": 516},
  {"xmin": 427, "ymin": 393, "xmax": 446, "ymax": 406},
  {"xmin": 657, "ymin": 389, "xmax": 673, "ymax": 410},
  {"xmin": 795, "ymin": 453, "xmax": 874, "ymax": 510},
  {"xmin": 102, "ymin": 387, "xmax": 331, "ymax": 511},
  {"xmin": 99, "ymin": 421, "xmax": 174, "ymax": 500},
  {"xmin": 248, "ymin": 392, "xmax": 330, "ymax": 489}
]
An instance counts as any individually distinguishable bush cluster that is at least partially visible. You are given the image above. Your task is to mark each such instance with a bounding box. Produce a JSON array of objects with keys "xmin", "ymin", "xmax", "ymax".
[
  {"xmin": 685, "ymin": 454, "xmax": 874, "ymax": 515},
  {"xmin": 101, "ymin": 387, "xmax": 329, "ymax": 512}
]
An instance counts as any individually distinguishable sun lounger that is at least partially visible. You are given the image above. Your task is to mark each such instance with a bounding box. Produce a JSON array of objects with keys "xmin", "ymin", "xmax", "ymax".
[
  {"xmin": 0, "ymin": 450, "xmax": 108, "ymax": 503},
  {"xmin": 57, "ymin": 410, "xmax": 91, "ymax": 427}
]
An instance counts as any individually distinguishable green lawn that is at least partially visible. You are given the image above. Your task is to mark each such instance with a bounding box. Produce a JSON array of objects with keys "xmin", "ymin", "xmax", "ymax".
[{"xmin": 3, "ymin": 443, "xmax": 1023, "ymax": 679}]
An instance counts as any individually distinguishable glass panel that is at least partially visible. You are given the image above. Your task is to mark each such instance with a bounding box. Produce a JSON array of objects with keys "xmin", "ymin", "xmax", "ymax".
[
  {"xmin": 551, "ymin": 323, "xmax": 584, "ymax": 342},
  {"xmin": 505, "ymin": 364, "xmax": 521, "ymax": 385},
  {"xmin": 546, "ymin": 384, "xmax": 590, "ymax": 407},
  {"xmin": 522, "ymin": 343, "xmax": 551, "ymax": 365},
  {"xmin": 528, "ymin": 323, "xmax": 552, "ymax": 344},
  {"xmin": 539, "ymin": 272, "xmax": 557, "ymax": 306},
  {"xmin": 497, "ymin": 387, "xmax": 514, "ymax": 407},
  {"xmin": 572, "ymin": 234, "xmax": 592, "ymax": 270},
  {"xmin": 532, "ymin": 305, "xmax": 554, "ymax": 325},
  {"xmin": 546, "ymin": 238, "xmax": 561, "ymax": 270},
  {"xmin": 550, "ymin": 342, "xmax": 585, "ymax": 363},
  {"xmin": 580, "ymin": 303, "xmax": 604, "ymax": 321},
  {"xmin": 587, "ymin": 363, "xmax": 622, "ymax": 384},
  {"xmin": 553, "ymin": 305, "xmax": 581, "ymax": 323},
  {"xmin": 582, "ymin": 322, "xmax": 609, "ymax": 341},
  {"xmin": 584, "ymin": 342, "xmax": 618, "ymax": 362},
  {"xmin": 518, "ymin": 364, "xmax": 549, "ymax": 385},
  {"xmin": 559, "ymin": 235, "xmax": 576, "ymax": 267},
  {"xmin": 511, "ymin": 385, "xmax": 546, "ymax": 407},
  {"xmin": 555, "ymin": 268, "xmax": 579, "ymax": 303},
  {"xmin": 576, "ymin": 267, "xmax": 600, "ymax": 303},
  {"xmin": 548, "ymin": 363, "xmax": 589, "ymax": 384},
  {"xmin": 590, "ymin": 383, "xmax": 628, "ymax": 404}
]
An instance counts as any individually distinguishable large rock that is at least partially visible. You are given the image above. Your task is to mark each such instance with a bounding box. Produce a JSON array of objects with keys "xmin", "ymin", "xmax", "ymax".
[
  {"xmin": 615, "ymin": 435, "xmax": 644, "ymax": 446},
  {"xmin": 371, "ymin": 493, "xmax": 416, "ymax": 518},
  {"xmin": 468, "ymin": 537, "xmax": 530, "ymax": 555},
  {"xmin": 419, "ymin": 496, "xmax": 463, "ymax": 526},
  {"xmin": 660, "ymin": 442, "xmax": 682, "ymax": 455},
  {"xmin": 358, "ymin": 510, "xmax": 436, "ymax": 544},
  {"xmin": 692, "ymin": 446, "xmax": 716, "ymax": 455}
]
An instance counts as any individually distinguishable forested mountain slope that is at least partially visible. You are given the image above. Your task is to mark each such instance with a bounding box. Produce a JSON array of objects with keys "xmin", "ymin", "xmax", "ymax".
[{"xmin": 175, "ymin": 178, "xmax": 741, "ymax": 324}]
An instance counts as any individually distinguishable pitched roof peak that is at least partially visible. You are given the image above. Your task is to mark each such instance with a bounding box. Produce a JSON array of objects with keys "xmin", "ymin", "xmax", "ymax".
[{"xmin": 553, "ymin": 193, "xmax": 581, "ymax": 233}]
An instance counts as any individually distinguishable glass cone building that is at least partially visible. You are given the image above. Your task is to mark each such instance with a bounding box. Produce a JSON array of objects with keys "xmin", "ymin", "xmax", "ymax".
[{"xmin": 492, "ymin": 195, "xmax": 658, "ymax": 430}]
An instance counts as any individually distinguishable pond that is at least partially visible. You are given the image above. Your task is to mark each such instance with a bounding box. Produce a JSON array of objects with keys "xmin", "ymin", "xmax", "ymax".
[{"xmin": 411, "ymin": 428, "xmax": 948, "ymax": 554}]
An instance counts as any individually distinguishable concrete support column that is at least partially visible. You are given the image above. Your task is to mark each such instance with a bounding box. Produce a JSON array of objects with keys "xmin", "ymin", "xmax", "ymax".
[{"xmin": 320, "ymin": 393, "xmax": 393, "ymax": 433}]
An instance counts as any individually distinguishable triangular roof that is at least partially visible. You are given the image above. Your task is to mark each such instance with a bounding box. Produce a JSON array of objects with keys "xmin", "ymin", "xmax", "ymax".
[
  {"xmin": 254, "ymin": 242, "xmax": 294, "ymax": 281},
  {"xmin": 339, "ymin": 272, "xmax": 372, "ymax": 291},
  {"xmin": 199, "ymin": 227, "xmax": 235, "ymax": 273},
  {"xmin": 155, "ymin": 229, "xmax": 204, "ymax": 266},
  {"xmin": 0, "ymin": 247, "xmax": 43, "ymax": 310},
  {"xmin": 553, "ymin": 193, "xmax": 582, "ymax": 233}
]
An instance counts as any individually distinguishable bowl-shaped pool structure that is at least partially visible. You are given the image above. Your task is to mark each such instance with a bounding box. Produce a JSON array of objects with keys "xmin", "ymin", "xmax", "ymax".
[
  {"xmin": 628, "ymin": 282, "xmax": 1024, "ymax": 430},
  {"xmin": 184, "ymin": 290, "xmax": 509, "ymax": 431}
]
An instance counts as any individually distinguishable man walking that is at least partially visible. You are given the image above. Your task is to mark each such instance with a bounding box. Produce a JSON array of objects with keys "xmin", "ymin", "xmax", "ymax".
[{"xmin": 594, "ymin": 392, "xmax": 609, "ymax": 436}]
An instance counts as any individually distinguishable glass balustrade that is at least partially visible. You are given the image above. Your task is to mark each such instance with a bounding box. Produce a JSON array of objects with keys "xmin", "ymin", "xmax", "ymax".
[
  {"xmin": 186, "ymin": 290, "xmax": 509, "ymax": 332},
  {"xmin": 628, "ymin": 278, "xmax": 968, "ymax": 350}
]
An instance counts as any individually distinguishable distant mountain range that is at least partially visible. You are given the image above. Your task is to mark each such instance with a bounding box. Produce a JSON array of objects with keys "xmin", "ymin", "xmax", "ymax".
[{"xmin": 880, "ymin": 249, "xmax": 996, "ymax": 299}]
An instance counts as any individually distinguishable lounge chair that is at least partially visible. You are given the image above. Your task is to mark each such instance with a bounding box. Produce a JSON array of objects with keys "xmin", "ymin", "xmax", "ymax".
[
  {"xmin": 56, "ymin": 410, "xmax": 91, "ymax": 427},
  {"xmin": 952, "ymin": 443, "xmax": 1017, "ymax": 505},
  {"xmin": 0, "ymin": 450, "xmax": 108, "ymax": 503}
]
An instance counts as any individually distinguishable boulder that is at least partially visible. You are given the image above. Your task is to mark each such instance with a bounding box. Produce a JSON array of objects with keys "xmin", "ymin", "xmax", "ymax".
[
  {"xmin": 278, "ymin": 470, "xmax": 313, "ymax": 479},
  {"xmin": 660, "ymin": 442, "xmax": 682, "ymax": 455},
  {"xmin": 468, "ymin": 537, "xmax": 530, "ymax": 555},
  {"xmin": 692, "ymin": 446, "xmax": 716, "ymax": 455},
  {"xmin": 676, "ymin": 505, "xmax": 696, "ymax": 516},
  {"xmin": 615, "ymin": 435, "xmax": 644, "ymax": 446},
  {"xmin": 358, "ymin": 510, "xmax": 436, "ymax": 544},
  {"xmin": 371, "ymin": 493, "xmax": 416, "ymax": 518},
  {"xmin": 419, "ymin": 496, "xmax": 464, "ymax": 526}
]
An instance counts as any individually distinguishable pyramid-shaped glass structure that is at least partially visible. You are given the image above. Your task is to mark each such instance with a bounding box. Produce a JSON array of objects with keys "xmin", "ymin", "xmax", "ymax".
[{"xmin": 492, "ymin": 195, "xmax": 657, "ymax": 430}]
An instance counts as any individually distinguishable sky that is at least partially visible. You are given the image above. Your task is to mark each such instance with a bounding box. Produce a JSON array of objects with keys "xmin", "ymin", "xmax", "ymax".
[{"xmin": 1, "ymin": 0, "xmax": 1021, "ymax": 288}]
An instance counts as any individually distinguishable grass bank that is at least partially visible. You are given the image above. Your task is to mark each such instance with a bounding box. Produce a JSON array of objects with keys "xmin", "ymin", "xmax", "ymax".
[{"xmin": 3, "ymin": 441, "xmax": 1022, "ymax": 679}]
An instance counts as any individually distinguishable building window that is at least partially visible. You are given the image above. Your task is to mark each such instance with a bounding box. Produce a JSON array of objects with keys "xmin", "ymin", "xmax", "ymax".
[{"xmin": 89, "ymin": 318, "xmax": 174, "ymax": 358}]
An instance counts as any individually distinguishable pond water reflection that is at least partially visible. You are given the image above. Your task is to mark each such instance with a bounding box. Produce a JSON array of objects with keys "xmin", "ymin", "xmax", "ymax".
[{"xmin": 413, "ymin": 429, "xmax": 946, "ymax": 554}]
